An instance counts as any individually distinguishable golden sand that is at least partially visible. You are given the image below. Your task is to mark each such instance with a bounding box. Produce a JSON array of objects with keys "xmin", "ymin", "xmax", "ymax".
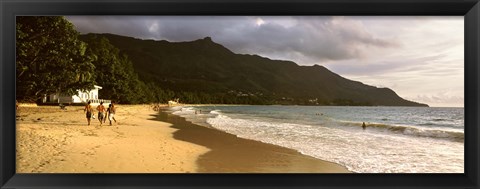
[{"xmin": 16, "ymin": 104, "xmax": 209, "ymax": 173}]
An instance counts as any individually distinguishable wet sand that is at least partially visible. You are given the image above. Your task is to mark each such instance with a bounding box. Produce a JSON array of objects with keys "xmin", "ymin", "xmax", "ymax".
[{"xmin": 155, "ymin": 110, "xmax": 350, "ymax": 173}]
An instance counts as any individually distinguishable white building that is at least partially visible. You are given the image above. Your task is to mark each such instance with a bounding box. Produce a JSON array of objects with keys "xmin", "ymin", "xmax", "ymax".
[{"xmin": 43, "ymin": 85, "xmax": 111, "ymax": 105}]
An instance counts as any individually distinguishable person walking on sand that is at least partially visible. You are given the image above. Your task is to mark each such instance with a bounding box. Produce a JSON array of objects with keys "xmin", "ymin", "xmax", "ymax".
[
  {"xmin": 106, "ymin": 103, "xmax": 117, "ymax": 126},
  {"xmin": 84, "ymin": 101, "xmax": 94, "ymax": 126},
  {"xmin": 96, "ymin": 102, "xmax": 106, "ymax": 126},
  {"xmin": 362, "ymin": 122, "xmax": 367, "ymax": 130}
]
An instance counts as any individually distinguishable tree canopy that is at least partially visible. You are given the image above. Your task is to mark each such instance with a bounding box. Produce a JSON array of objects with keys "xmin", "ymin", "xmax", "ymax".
[
  {"xmin": 79, "ymin": 35, "xmax": 146, "ymax": 104},
  {"xmin": 16, "ymin": 16, "xmax": 173, "ymax": 104},
  {"xmin": 16, "ymin": 16, "xmax": 95, "ymax": 102}
]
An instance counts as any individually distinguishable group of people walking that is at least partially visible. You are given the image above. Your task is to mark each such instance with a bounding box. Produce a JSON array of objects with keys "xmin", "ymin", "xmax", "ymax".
[{"xmin": 84, "ymin": 101, "xmax": 116, "ymax": 126}]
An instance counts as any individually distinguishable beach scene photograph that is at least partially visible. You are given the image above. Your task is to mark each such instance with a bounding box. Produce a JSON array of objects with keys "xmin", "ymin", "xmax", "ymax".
[{"xmin": 16, "ymin": 16, "xmax": 464, "ymax": 173}]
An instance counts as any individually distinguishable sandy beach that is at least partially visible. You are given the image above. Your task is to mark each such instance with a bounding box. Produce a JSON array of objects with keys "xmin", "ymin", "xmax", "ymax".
[
  {"xmin": 16, "ymin": 104, "xmax": 350, "ymax": 173},
  {"xmin": 16, "ymin": 104, "xmax": 209, "ymax": 173}
]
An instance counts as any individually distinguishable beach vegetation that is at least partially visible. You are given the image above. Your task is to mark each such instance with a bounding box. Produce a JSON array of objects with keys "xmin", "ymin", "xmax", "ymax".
[
  {"xmin": 16, "ymin": 16, "xmax": 95, "ymax": 102},
  {"xmin": 79, "ymin": 35, "xmax": 147, "ymax": 104}
]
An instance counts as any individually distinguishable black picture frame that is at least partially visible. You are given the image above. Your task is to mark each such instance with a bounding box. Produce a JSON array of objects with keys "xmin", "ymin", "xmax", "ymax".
[{"xmin": 1, "ymin": 0, "xmax": 479, "ymax": 188}]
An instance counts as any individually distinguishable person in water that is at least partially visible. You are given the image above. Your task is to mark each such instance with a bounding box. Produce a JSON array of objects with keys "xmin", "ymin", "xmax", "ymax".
[{"xmin": 362, "ymin": 122, "xmax": 367, "ymax": 130}]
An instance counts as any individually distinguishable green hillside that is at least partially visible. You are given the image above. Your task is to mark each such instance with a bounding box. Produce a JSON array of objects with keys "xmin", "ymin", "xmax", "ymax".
[{"xmin": 80, "ymin": 33, "xmax": 428, "ymax": 107}]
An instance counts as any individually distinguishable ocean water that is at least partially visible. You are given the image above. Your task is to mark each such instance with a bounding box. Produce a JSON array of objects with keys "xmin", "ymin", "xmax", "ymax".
[{"xmin": 167, "ymin": 105, "xmax": 464, "ymax": 173}]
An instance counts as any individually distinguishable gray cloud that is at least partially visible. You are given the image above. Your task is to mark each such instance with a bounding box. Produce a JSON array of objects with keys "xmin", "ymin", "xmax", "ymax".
[
  {"xmin": 67, "ymin": 16, "xmax": 156, "ymax": 40},
  {"xmin": 66, "ymin": 16, "xmax": 399, "ymax": 63}
]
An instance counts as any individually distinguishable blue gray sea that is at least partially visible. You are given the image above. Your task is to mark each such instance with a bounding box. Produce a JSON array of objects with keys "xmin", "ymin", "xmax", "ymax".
[{"xmin": 166, "ymin": 105, "xmax": 464, "ymax": 173}]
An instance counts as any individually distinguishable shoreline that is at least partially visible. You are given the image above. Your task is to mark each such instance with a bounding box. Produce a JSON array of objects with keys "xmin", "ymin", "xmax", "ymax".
[
  {"xmin": 156, "ymin": 108, "xmax": 351, "ymax": 173},
  {"xmin": 16, "ymin": 104, "xmax": 350, "ymax": 173}
]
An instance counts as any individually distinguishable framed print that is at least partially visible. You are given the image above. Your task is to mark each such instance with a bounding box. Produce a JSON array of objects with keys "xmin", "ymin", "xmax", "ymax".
[{"xmin": 1, "ymin": 0, "xmax": 479, "ymax": 188}]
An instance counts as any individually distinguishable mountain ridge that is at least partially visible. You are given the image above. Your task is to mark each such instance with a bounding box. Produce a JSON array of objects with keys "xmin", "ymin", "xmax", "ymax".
[{"xmin": 79, "ymin": 33, "xmax": 428, "ymax": 107}]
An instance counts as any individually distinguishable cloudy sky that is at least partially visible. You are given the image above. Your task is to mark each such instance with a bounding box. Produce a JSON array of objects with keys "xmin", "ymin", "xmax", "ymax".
[{"xmin": 66, "ymin": 16, "xmax": 464, "ymax": 107}]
